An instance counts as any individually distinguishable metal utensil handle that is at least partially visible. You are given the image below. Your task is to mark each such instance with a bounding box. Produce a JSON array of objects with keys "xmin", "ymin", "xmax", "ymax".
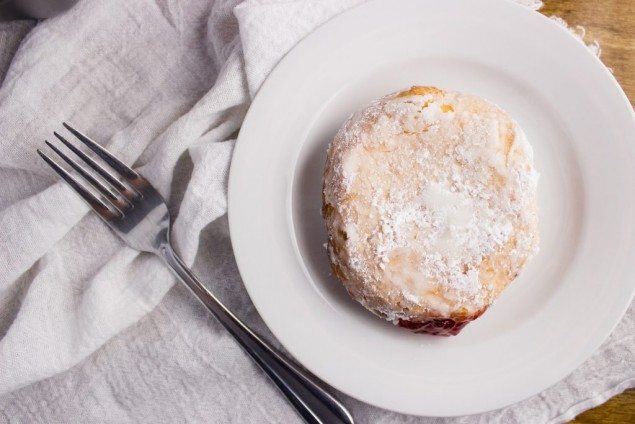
[{"xmin": 159, "ymin": 244, "xmax": 354, "ymax": 424}]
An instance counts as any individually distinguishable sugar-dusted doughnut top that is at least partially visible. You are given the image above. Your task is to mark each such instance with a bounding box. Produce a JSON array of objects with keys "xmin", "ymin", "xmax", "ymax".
[{"xmin": 323, "ymin": 86, "xmax": 539, "ymax": 324}]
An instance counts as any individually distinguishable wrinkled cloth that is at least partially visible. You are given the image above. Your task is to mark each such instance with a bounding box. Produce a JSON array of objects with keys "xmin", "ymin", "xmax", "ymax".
[{"xmin": 0, "ymin": 0, "xmax": 632, "ymax": 423}]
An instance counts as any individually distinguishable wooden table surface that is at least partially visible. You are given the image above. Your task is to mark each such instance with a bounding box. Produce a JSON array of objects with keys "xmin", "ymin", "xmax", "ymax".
[
  {"xmin": 541, "ymin": 0, "xmax": 634, "ymax": 105},
  {"xmin": 540, "ymin": 1, "xmax": 634, "ymax": 422}
]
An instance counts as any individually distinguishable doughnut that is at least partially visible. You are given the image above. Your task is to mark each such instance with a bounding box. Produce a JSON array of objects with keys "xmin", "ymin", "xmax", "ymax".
[{"xmin": 322, "ymin": 86, "xmax": 539, "ymax": 336}]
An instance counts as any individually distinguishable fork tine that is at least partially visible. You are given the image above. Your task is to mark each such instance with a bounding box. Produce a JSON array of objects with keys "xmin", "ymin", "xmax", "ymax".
[
  {"xmin": 44, "ymin": 140, "xmax": 128, "ymax": 210},
  {"xmin": 53, "ymin": 131, "xmax": 137, "ymax": 199},
  {"xmin": 62, "ymin": 122, "xmax": 139, "ymax": 181},
  {"xmin": 37, "ymin": 149, "xmax": 122, "ymax": 219}
]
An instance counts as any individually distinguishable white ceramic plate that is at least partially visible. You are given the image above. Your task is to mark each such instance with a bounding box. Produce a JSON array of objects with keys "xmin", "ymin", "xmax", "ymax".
[{"xmin": 228, "ymin": 0, "xmax": 635, "ymax": 417}]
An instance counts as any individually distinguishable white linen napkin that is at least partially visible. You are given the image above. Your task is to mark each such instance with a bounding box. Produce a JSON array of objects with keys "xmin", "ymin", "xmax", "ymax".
[{"xmin": 0, "ymin": 0, "xmax": 632, "ymax": 422}]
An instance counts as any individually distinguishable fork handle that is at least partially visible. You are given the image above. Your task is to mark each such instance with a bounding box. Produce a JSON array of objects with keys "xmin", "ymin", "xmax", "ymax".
[{"xmin": 159, "ymin": 243, "xmax": 354, "ymax": 424}]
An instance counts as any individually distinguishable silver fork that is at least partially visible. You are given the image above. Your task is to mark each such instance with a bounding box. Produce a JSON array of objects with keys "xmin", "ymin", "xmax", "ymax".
[{"xmin": 37, "ymin": 123, "xmax": 354, "ymax": 424}]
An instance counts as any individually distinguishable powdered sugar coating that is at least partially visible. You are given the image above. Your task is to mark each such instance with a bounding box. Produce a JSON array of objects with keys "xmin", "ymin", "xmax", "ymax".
[{"xmin": 323, "ymin": 86, "xmax": 539, "ymax": 325}]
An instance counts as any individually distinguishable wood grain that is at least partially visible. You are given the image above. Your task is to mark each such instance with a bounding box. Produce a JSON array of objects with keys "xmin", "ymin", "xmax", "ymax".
[
  {"xmin": 541, "ymin": 0, "xmax": 635, "ymax": 105},
  {"xmin": 570, "ymin": 389, "xmax": 635, "ymax": 423},
  {"xmin": 539, "ymin": 2, "xmax": 634, "ymax": 422}
]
